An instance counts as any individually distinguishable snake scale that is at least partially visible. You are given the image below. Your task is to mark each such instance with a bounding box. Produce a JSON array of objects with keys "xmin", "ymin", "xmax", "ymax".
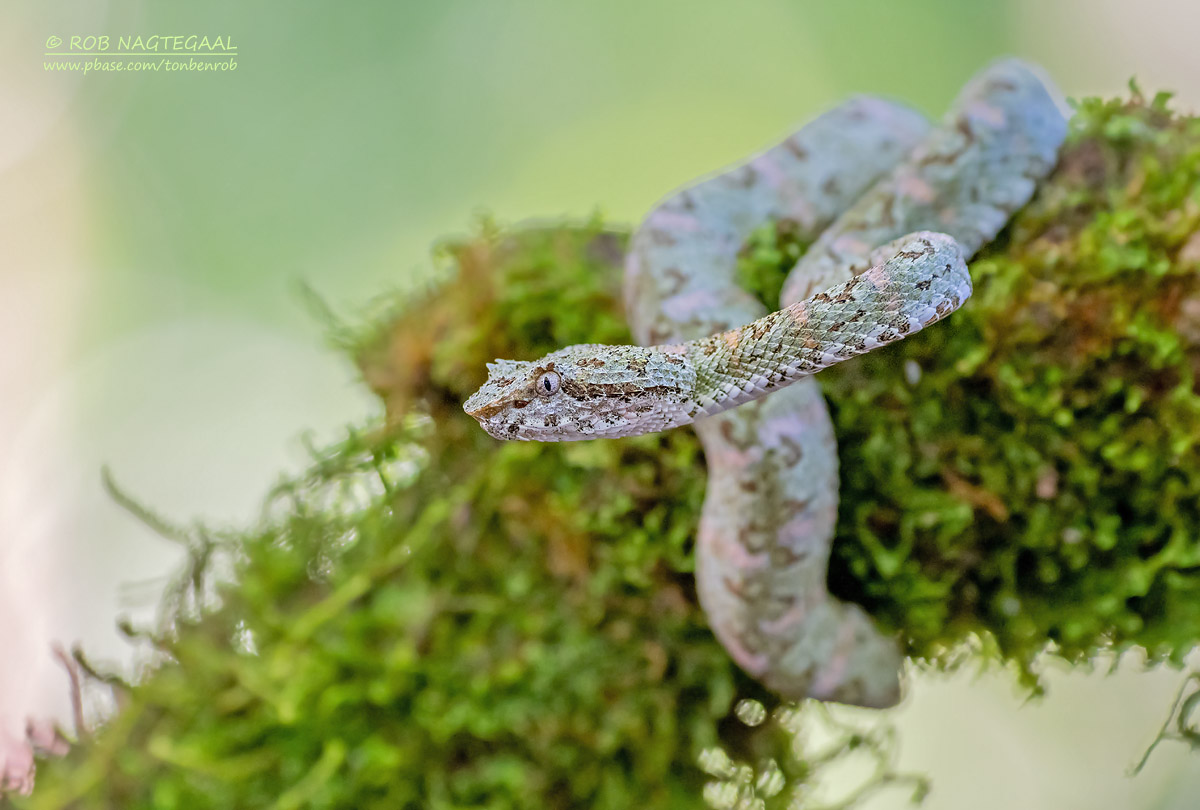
[{"xmin": 465, "ymin": 60, "xmax": 1067, "ymax": 707}]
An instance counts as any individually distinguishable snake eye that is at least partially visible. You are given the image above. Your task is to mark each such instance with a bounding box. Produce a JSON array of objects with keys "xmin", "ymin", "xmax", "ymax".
[{"xmin": 536, "ymin": 370, "xmax": 561, "ymax": 397}]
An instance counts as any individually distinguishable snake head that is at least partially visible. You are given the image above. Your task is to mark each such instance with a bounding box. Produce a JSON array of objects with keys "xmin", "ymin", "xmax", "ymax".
[{"xmin": 464, "ymin": 344, "xmax": 696, "ymax": 441}]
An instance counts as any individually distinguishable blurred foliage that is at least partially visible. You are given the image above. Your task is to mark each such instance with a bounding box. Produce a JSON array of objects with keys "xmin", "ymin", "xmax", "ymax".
[
  {"xmin": 11, "ymin": 89, "xmax": 1200, "ymax": 809},
  {"xmin": 1133, "ymin": 672, "xmax": 1200, "ymax": 775}
]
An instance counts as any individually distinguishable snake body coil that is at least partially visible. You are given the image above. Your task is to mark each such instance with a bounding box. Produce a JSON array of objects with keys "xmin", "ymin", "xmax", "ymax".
[{"xmin": 466, "ymin": 60, "xmax": 1066, "ymax": 707}]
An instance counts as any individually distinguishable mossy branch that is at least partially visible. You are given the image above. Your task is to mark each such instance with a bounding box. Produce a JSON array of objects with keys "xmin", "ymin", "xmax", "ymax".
[{"xmin": 9, "ymin": 88, "xmax": 1200, "ymax": 810}]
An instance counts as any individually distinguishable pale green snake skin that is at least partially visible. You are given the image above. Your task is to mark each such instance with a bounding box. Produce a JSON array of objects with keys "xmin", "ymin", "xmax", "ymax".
[{"xmin": 466, "ymin": 60, "xmax": 1066, "ymax": 707}]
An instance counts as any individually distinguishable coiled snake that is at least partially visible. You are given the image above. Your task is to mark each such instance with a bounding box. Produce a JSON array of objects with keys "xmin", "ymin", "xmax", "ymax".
[{"xmin": 465, "ymin": 60, "xmax": 1066, "ymax": 708}]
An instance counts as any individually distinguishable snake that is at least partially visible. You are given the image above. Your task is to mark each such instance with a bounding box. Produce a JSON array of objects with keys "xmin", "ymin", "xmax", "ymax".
[{"xmin": 465, "ymin": 59, "xmax": 1066, "ymax": 708}]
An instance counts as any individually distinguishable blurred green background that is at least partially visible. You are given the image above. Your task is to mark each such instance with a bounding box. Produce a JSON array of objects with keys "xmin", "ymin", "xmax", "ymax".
[{"xmin": 3, "ymin": 1, "xmax": 1200, "ymax": 808}]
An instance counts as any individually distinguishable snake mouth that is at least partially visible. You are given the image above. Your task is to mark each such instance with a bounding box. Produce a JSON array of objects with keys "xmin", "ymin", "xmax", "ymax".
[
  {"xmin": 461, "ymin": 393, "xmax": 530, "ymax": 441},
  {"xmin": 462, "ymin": 410, "xmax": 514, "ymax": 440},
  {"xmin": 462, "ymin": 396, "xmax": 504, "ymax": 422}
]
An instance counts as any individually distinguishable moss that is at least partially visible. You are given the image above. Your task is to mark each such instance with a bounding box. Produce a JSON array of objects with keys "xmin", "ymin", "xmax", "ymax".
[
  {"xmin": 823, "ymin": 87, "xmax": 1200, "ymax": 685},
  {"xmin": 734, "ymin": 219, "xmax": 812, "ymax": 313},
  {"xmin": 12, "ymin": 89, "xmax": 1200, "ymax": 809}
]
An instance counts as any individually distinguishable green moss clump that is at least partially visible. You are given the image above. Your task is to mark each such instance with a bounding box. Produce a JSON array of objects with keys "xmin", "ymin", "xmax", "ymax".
[
  {"xmin": 12, "ymin": 90, "xmax": 1200, "ymax": 809},
  {"xmin": 821, "ymin": 88, "xmax": 1200, "ymax": 684},
  {"xmin": 734, "ymin": 220, "xmax": 812, "ymax": 312},
  {"xmin": 17, "ymin": 223, "xmax": 747, "ymax": 810}
]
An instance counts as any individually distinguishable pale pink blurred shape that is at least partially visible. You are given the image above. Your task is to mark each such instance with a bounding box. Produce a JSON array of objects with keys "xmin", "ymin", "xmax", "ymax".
[
  {"xmin": 0, "ymin": 720, "xmax": 70, "ymax": 796},
  {"xmin": 0, "ymin": 4, "xmax": 102, "ymax": 794},
  {"xmin": 0, "ymin": 729, "xmax": 35, "ymax": 796}
]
